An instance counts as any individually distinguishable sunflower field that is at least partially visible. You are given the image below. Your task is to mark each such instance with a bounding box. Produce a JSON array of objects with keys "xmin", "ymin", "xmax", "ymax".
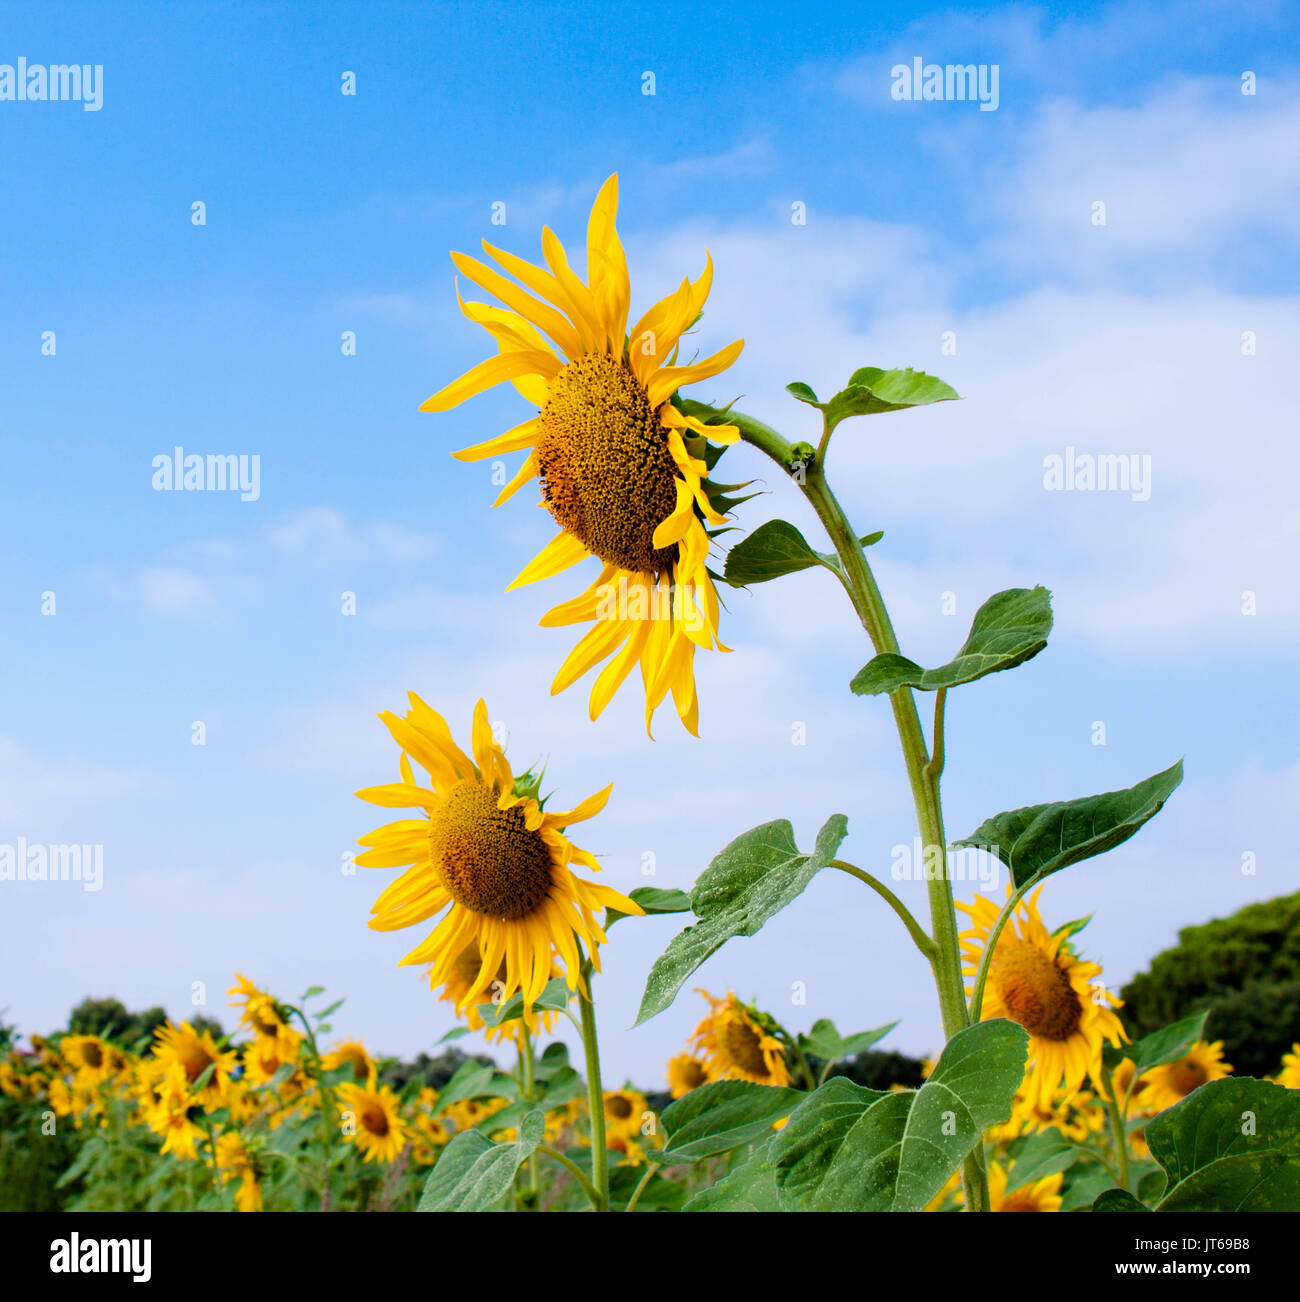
[{"xmin": 4, "ymin": 175, "xmax": 1299, "ymax": 1224}]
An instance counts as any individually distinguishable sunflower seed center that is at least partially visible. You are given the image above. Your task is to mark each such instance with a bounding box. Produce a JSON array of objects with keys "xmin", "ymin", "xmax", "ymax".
[
  {"xmin": 535, "ymin": 353, "xmax": 681, "ymax": 575},
  {"xmin": 993, "ymin": 943, "xmax": 1084, "ymax": 1042}
]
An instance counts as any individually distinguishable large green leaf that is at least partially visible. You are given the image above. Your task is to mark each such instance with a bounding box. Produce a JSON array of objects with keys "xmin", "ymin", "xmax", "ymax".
[
  {"xmin": 417, "ymin": 1111, "xmax": 545, "ymax": 1212},
  {"xmin": 850, "ymin": 587, "xmax": 1052, "ymax": 696},
  {"xmin": 954, "ymin": 759, "xmax": 1184, "ymax": 889},
  {"xmin": 605, "ymin": 886, "xmax": 692, "ymax": 930},
  {"xmin": 1005, "ymin": 1130, "xmax": 1086, "ymax": 1192},
  {"xmin": 635, "ymin": 815, "xmax": 848, "ymax": 1025},
  {"xmin": 771, "ymin": 1019, "xmax": 1028, "ymax": 1211},
  {"xmin": 656, "ymin": 1081, "xmax": 804, "ymax": 1164},
  {"xmin": 1109, "ymin": 1009, "xmax": 1210, "ymax": 1079},
  {"xmin": 682, "ymin": 1147, "xmax": 783, "ymax": 1211},
  {"xmin": 1143, "ymin": 1078, "xmax": 1300, "ymax": 1211},
  {"xmin": 788, "ymin": 367, "xmax": 960, "ymax": 435},
  {"xmin": 724, "ymin": 519, "xmax": 837, "ymax": 586}
]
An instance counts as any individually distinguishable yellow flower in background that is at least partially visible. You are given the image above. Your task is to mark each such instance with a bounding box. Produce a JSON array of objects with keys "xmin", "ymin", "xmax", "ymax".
[
  {"xmin": 666, "ymin": 1052, "xmax": 711, "ymax": 1099},
  {"xmin": 60, "ymin": 1035, "xmax": 114, "ymax": 1087},
  {"xmin": 603, "ymin": 1088, "xmax": 648, "ymax": 1143},
  {"xmin": 356, "ymin": 695, "xmax": 641, "ymax": 1013},
  {"xmin": 959, "ymin": 888, "xmax": 1125, "ymax": 1107},
  {"xmin": 987, "ymin": 1160, "xmax": 1063, "ymax": 1213},
  {"xmin": 989, "ymin": 1067, "xmax": 1106, "ymax": 1145},
  {"xmin": 322, "ymin": 1039, "xmax": 375, "ymax": 1083},
  {"xmin": 1279, "ymin": 1043, "xmax": 1300, "ymax": 1089},
  {"xmin": 337, "ymin": 1081, "xmax": 408, "ymax": 1164},
  {"xmin": 1139, "ymin": 1040, "xmax": 1232, "ymax": 1113},
  {"xmin": 145, "ymin": 1063, "xmax": 203, "ymax": 1161},
  {"xmin": 241, "ymin": 1031, "xmax": 302, "ymax": 1086},
  {"xmin": 422, "ymin": 175, "xmax": 744, "ymax": 736},
  {"xmin": 691, "ymin": 991, "xmax": 790, "ymax": 1087},
  {"xmin": 149, "ymin": 1021, "xmax": 237, "ymax": 1107},
  {"xmin": 215, "ymin": 1131, "xmax": 263, "ymax": 1212},
  {"xmin": 433, "ymin": 940, "xmax": 561, "ymax": 1046}
]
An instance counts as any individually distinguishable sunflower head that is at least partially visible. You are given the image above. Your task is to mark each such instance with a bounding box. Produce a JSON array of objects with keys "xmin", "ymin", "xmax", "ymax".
[
  {"xmin": 423, "ymin": 175, "xmax": 746, "ymax": 736},
  {"xmin": 1138, "ymin": 1040, "xmax": 1232, "ymax": 1112},
  {"xmin": 667, "ymin": 1052, "xmax": 711, "ymax": 1099},
  {"xmin": 321, "ymin": 1039, "xmax": 374, "ymax": 1084},
  {"xmin": 338, "ymin": 1080, "xmax": 408, "ymax": 1164},
  {"xmin": 149, "ymin": 1021, "xmax": 237, "ymax": 1106},
  {"xmin": 356, "ymin": 695, "xmax": 641, "ymax": 1015},
  {"xmin": 691, "ymin": 990, "xmax": 790, "ymax": 1088},
  {"xmin": 959, "ymin": 887, "xmax": 1125, "ymax": 1106}
]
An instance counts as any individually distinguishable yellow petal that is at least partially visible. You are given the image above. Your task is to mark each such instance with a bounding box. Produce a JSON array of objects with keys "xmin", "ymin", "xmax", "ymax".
[
  {"xmin": 507, "ymin": 529, "xmax": 591, "ymax": 590},
  {"xmin": 421, "ymin": 351, "xmax": 556, "ymax": 413},
  {"xmin": 645, "ymin": 338, "xmax": 745, "ymax": 409},
  {"xmin": 451, "ymin": 418, "xmax": 539, "ymax": 463}
]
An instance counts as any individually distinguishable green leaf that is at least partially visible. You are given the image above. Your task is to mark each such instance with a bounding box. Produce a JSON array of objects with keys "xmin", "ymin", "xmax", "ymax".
[
  {"xmin": 317, "ymin": 998, "xmax": 346, "ymax": 1019},
  {"xmin": 605, "ymin": 886, "xmax": 693, "ymax": 930},
  {"xmin": 682, "ymin": 1147, "xmax": 783, "ymax": 1211},
  {"xmin": 850, "ymin": 587, "xmax": 1053, "ymax": 696},
  {"xmin": 798, "ymin": 1018, "xmax": 897, "ymax": 1062},
  {"xmin": 300, "ymin": 986, "xmax": 325, "ymax": 1000},
  {"xmin": 475, "ymin": 1067, "xmax": 584, "ymax": 1134},
  {"xmin": 478, "ymin": 975, "xmax": 571, "ymax": 1028},
  {"xmin": 438, "ymin": 1026, "xmax": 470, "ymax": 1044},
  {"xmin": 786, "ymin": 381, "xmax": 819, "ymax": 405},
  {"xmin": 1093, "ymin": 1187, "xmax": 1149, "ymax": 1212},
  {"xmin": 657, "ymin": 1081, "xmax": 803, "ymax": 1164},
  {"xmin": 1005, "ymin": 1130, "xmax": 1085, "ymax": 1192},
  {"xmin": 822, "ymin": 367, "xmax": 960, "ymax": 433},
  {"xmin": 1144, "ymin": 1078, "xmax": 1300, "ymax": 1211},
  {"xmin": 428, "ymin": 1060, "xmax": 499, "ymax": 1119},
  {"xmin": 954, "ymin": 759, "xmax": 1184, "ymax": 890},
  {"xmin": 635, "ymin": 815, "xmax": 849, "ymax": 1025},
  {"xmin": 1115, "ymin": 1009, "xmax": 1210, "ymax": 1079},
  {"xmin": 772, "ymin": 1019, "xmax": 1028, "ymax": 1211},
  {"xmin": 724, "ymin": 519, "xmax": 838, "ymax": 586},
  {"xmin": 417, "ymin": 1111, "xmax": 545, "ymax": 1211}
]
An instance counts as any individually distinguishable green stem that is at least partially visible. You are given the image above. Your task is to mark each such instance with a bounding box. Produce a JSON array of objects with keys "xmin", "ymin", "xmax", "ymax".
[
  {"xmin": 623, "ymin": 1163, "xmax": 658, "ymax": 1213},
  {"xmin": 537, "ymin": 1144, "xmax": 601, "ymax": 1210},
  {"xmin": 830, "ymin": 859, "xmax": 937, "ymax": 960},
  {"xmin": 577, "ymin": 965, "xmax": 610, "ymax": 1213},
  {"xmin": 1099, "ymin": 1062, "xmax": 1131, "ymax": 1193},
  {"xmin": 734, "ymin": 411, "xmax": 985, "ymax": 1211}
]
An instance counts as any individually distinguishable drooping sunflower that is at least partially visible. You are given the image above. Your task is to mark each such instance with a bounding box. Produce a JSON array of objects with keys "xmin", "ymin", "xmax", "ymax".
[
  {"xmin": 149, "ymin": 1021, "xmax": 237, "ymax": 1107},
  {"xmin": 666, "ymin": 1052, "xmax": 711, "ymax": 1099},
  {"xmin": 987, "ymin": 1160, "xmax": 1063, "ymax": 1213},
  {"xmin": 1138, "ymin": 1040, "xmax": 1232, "ymax": 1113},
  {"xmin": 356, "ymin": 695, "xmax": 641, "ymax": 1012},
  {"xmin": 1279, "ymin": 1043, "xmax": 1300, "ymax": 1090},
  {"xmin": 337, "ymin": 1081, "xmax": 408, "ymax": 1164},
  {"xmin": 228, "ymin": 974, "xmax": 298, "ymax": 1057},
  {"xmin": 322, "ymin": 1039, "xmax": 375, "ymax": 1083},
  {"xmin": 691, "ymin": 990, "xmax": 790, "ymax": 1087},
  {"xmin": 422, "ymin": 175, "xmax": 745, "ymax": 736},
  {"xmin": 958, "ymin": 888, "xmax": 1125, "ymax": 1108}
]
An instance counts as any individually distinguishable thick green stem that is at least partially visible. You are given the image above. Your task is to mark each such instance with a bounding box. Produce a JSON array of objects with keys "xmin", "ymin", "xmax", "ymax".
[
  {"xmin": 577, "ymin": 972, "xmax": 610, "ymax": 1212},
  {"xmin": 732, "ymin": 412, "xmax": 986, "ymax": 1211},
  {"xmin": 1099, "ymin": 1062, "xmax": 1131, "ymax": 1193}
]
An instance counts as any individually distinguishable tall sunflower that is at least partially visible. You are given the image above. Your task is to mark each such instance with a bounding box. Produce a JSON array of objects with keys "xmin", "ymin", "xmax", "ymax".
[
  {"xmin": 691, "ymin": 990, "xmax": 790, "ymax": 1087},
  {"xmin": 1138, "ymin": 1040, "xmax": 1232, "ymax": 1112},
  {"xmin": 356, "ymin": 695, "xmax": 641, "ymax": 1012},
  {"xmin": 422, "ymin": 175, "xmax": 745, "ymax": 736},
  {"xmin": 958, "ymin": 888, "xmax": 1125, "ymax": 1107}
]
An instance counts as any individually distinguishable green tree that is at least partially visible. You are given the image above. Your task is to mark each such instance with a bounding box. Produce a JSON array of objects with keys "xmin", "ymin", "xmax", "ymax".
[{"xmin": 1120, "ymin": 891, "xmax": 1300, "ymax": 1076}]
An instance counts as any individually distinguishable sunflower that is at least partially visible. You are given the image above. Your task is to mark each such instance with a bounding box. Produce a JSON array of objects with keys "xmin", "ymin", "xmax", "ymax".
[
  {"xmin": 215, "ymin": 1131, "xmax": 263, "ymax": 1212},
  {"xmin": 60, "ymin": 1035, "xmax": 113, "ymax": 1087},
  {"xmin": 322, "ymin": 1039, "xmax": 375, "ymax": 1083},
  {"xmin": 987, "ymin": 1160, "xmax": 1063, "ymax": 1213},
  {"xmin": 603, "ymin": 1088, "xmax": 649, "ymax": 1143},
  {"xmin": 422, "ymin": 176, "xmax": 744, "ymax": 736},
  {"xmin": 337, "ymin": 1081, "xmax": 408, "ymax": 1164},
  {"xmin": 433, "ymin": 939, "xmax": 562, "ymax": 1048},
  {"xmin": 667, "ymin": 1052, "xmax": 711, "ymax": 1099},
  {"xmin": 691, "ymin": 990, "xmax": 790, "ymax": 1087},
  {"xmin": 356, "ymin": 695, "xmax": 641, "ymax": 1012},
  {"xmin": 989, "ymin": 1066, "xmax": 1106, "ymax": 1145},
  {"xmin": 228, "ymin": 974, "xmax": 298, "ymax": 1056},
  {"xmin": 1138, "ymin": 1040, "xmax": 1232, "ymax": 1113},
  {"xmin": 1279, "ymin": 1043, "xmax": 1300, "ymax": 1090},
  {"xmin": 144, "ymin": 1063, "xmax": 203, "ymax": 1161},
  {"xmin": 149, "ymin": 1021, "xmax": 238, "ymax": 1107},
  {"xmin": 241, "ymin": 1031, "xmax": 302, "ymax": 1086},
  {"xmin": 959, "ymin": 888, "xmax": 1125, "ymax": 1107}
]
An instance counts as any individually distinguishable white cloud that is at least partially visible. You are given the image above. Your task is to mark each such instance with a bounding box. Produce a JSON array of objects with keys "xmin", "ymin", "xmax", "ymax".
[{"xmin": 141, "ymin": 568, "xmax": 214, "ymax": 615}]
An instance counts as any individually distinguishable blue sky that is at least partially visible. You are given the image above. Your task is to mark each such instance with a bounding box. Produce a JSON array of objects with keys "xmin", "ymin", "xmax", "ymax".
[{"xmin": 2, "ymin": 0, "xmax": 1297, "ymax": 1085}]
